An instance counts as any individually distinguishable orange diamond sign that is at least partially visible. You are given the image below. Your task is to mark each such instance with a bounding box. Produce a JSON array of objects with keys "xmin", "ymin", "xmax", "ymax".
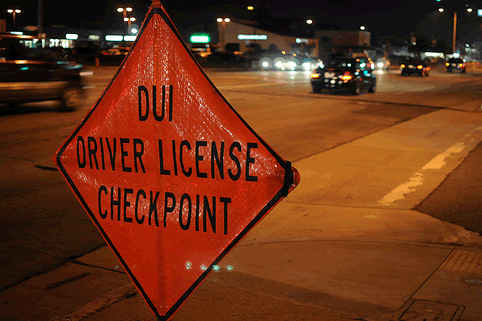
[{"xmin": 54, "ymin": 1, "xmax": 299, "ymax": 320}]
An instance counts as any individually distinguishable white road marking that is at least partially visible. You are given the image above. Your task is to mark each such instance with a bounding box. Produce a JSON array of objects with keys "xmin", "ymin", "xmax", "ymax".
[
  {"xmin": 217, "ymin": 82, "xmax": 284, "ymax": 90},
  {"xmin": 378, "ymin": 126, "xmax": 482, "ymax": 206}
]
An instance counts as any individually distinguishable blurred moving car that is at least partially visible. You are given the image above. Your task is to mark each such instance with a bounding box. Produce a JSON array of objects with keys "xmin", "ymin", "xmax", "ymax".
[
  {"xmin": 310, "ymin": 56, "xmax": 376, "ymax": 95},
  {"xmin": 400, "ymin": 58, "xmax": 430, "ymax": 77},
  {"xmin": 0, "ymin": 33, "xmax": 89, "ymax": 111},
  {"xmin": 446, "ymin": 58, "xmax": 466, "ymax": 73}
]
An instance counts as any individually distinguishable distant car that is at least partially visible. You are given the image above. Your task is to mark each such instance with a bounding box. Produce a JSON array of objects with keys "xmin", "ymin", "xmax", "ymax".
[
  {"xmin": 190, "ymin": 45, "xmax": 212, "ymax": 59},
  {"xmin": 446, "ymin": 58, "xmax": 466, "ymax": 73},
  {"xmin": 0, "ymin": 33, "xmax": 89, "ymax": 110},
  {"xmin": 376, "ymin": 57, "xmax": 390, "ymax": 71},
  {"xmin": 310, "ymin": 56, "xmax": 376, "ymax": 95},
  {"xmin": 400, "ymin": 58, "xmax": 430, "ymax": 77},
  {"xmin": 100, "ymin": 47, "xmax": 130, "ymax": 56},
  {"xmin": 254, "ymin": 50, "xmax": 322, "ymax": 71}
]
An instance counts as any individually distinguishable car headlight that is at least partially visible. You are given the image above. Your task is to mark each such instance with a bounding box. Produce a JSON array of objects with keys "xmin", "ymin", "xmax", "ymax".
[
  {"xmin": 287, "ymin": 60, "xmax": 297, "ymax": 70},
  {"xmin": 273, "ymin": 58, "xmax": 285, "ymax": 70},
  {"xmin": 259, "ymin": 57, "xmax": 272, "ymax": 69},
  {"xmin": 302, "ymin": 62, "xmax": 312, "ymax": 71}
]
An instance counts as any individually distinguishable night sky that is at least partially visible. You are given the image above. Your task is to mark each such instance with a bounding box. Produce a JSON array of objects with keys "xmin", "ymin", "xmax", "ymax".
[{"xmin": 2, "ymin": 0, "xmax": 480, "ymax": 44}]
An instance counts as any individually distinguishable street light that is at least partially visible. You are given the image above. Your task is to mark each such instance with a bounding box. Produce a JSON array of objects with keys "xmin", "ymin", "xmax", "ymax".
[
  {"xmin": 117, "ymin": 6, "xmax": 132, "ymax": 16},
  {"xmin": 438, "ymin": 5, "xmax": 474, "ymax": 54},
  {"xmin": 7, "ymin": 8, "xmax": 21, "ymax": 29},
  {"xmin": 117, "ymin": 6, "xmax": 133, "ymax": 33},
  {"xmin": 124, "ymin": 17, "xmax": 136, "ymax": 34},
  {"xmin": 216, "ymin": 17, "xmax": 230, "ymax": 51}
]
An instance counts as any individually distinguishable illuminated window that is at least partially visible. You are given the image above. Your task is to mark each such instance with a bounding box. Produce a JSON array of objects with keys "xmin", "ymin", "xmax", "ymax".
[
  {"xmin": 238, "ymin": 34, "xmax": 268, "ymax": 40},
  {"xmin": 65, "ymin": 33, "xmax": 78, "ymax": 40},
  {"xmin": 105, "ymin": 35, "xmax": 124, "ymax": 41}
]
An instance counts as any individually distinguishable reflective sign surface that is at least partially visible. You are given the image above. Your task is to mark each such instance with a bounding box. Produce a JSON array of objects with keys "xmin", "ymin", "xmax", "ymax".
[{"xmin": 54, "ymin": 1, "xmax": 299, "ymax": 319}]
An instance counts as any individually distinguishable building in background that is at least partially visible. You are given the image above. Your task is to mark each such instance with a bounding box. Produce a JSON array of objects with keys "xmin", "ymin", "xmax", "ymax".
[
  {"xmin": 316, "ymin": 29, "xmax": 371, "ymax": 60},
  {"xmin": 216, "ymin": 18, "xmax": 319, "ymax": 57}
]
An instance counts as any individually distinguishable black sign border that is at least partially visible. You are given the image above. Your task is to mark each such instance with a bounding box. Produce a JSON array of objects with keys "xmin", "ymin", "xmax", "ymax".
[{"xmin": 56, "ymin": 5, "xmax": 288, "ymax": 320}]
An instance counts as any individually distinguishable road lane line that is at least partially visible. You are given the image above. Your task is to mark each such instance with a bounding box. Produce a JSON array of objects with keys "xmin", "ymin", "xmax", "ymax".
[
  {"xmin": 378, "ymin": 126, "xmax": 482, "ymax": 206},
  {"xmin": 217, "ymin": 82, "xmax": 284, "ymax": 90}
]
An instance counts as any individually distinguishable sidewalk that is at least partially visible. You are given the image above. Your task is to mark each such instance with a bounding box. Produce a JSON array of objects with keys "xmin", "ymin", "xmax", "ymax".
[{"xmin": 1, "ymin": 213, "xmax": 481, "ymax": 321}]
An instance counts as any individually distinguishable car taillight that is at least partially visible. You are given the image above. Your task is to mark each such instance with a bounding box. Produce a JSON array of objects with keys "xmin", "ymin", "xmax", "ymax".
[
  {"xmin": 400, "ymin": 64, "xmax": 406, "ymax": 69},
  {"xmin": 311, "ymin": 73, "xmax": 321, "ymax": 79},
  {"xmin": 417, "ymin": 65, "xmax": 423, "ymax": 69},
  {"xmin": 341, "ymin": 71, "xmax": 352, "ymax": 81}
]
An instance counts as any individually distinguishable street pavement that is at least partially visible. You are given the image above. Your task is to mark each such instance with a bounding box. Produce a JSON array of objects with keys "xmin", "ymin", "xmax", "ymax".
[
  {"xmin": 1, "ymin": 70, "xmax": 481, "ymax": 321},
  {"xmin": 2, "ymin": 201, "xmax": 481, "ymax": 321}
]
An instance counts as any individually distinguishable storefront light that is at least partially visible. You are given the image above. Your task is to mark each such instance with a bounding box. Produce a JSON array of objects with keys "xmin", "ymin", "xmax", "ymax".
[
  {"xmin": 105, "ymin": 35, "xmax": 124, "ymax": 41},
  {"xmin": 190, "ymin": 34, "xmax": 210, "ymax": 43},
  {"xmin": 124, "ymin": 35, "xmax": 137, "ymax": 41},
  {"xmin": 65, "ymin": 33, "xmax": 78, "ymax": 40},
  {"xmin": 238, "ymin": 34, "xmax": 267, "ymax": 40}
]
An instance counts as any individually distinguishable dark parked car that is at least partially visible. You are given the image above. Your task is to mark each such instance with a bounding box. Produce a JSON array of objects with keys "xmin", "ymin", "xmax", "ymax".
[
  {"xmin": 310, "ymin": 56, "xmax": 376, "ymax": 95},
  {"xmin": 400, "ymin": 58, "xmax": 430, "ymax": 76},
  {"xmin": 446, "ymin": 58, "xmax": 466, "ymax": 73},
  {"xmin": 0, "ymin": 33, "xmax": 89, "ymax": 110}
]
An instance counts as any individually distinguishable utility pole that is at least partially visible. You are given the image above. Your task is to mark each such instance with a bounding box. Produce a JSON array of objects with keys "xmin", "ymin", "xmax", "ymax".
[
  {"xmin": 452, "ymin": 11, "xmax": 457, "ymax": 54},
  {"xmin": 37, "ymin": 0, "xmax": 43, "ymax": 40}
]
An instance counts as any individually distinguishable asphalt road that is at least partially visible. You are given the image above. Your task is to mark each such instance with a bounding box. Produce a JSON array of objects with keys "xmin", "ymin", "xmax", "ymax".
[
  {"xmin": 416, "ymin": 141, "xmax": 482, "ymax": 234},
  {"xmin": 0, "ymin": 65, "xmax": 480, "ymax": 296}
]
